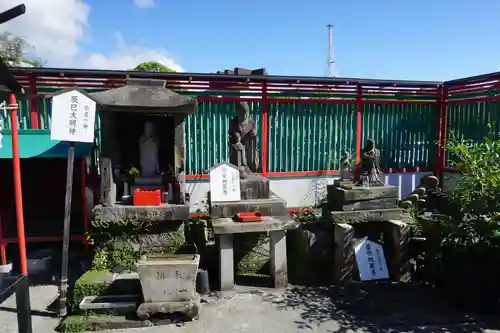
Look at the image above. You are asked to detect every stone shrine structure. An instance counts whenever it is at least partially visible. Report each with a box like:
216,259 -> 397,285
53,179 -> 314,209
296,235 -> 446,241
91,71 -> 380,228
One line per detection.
208,103 -> 298,291
86,78 -> 201,319
323,140 -> 410,284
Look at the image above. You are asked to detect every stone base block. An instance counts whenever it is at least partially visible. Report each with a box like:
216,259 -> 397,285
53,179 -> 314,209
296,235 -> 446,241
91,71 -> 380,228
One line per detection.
136,294 -> 201,320
209,196 -> 287,218
324,208 -> 408,225
332,198 -> 399,211
327,184 -> 398,207
94,204 -> 190,223
240,175 -> 270,199
333,223 -> 354,284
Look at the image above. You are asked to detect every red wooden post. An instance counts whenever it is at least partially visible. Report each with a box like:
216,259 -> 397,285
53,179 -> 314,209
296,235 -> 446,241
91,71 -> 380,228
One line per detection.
9,93 -> 28,275
433,85 -> 444,177
355,84 -> 363,164
261,82 -> 269,176
29,74 -> 39,129
438,86 -> 449,175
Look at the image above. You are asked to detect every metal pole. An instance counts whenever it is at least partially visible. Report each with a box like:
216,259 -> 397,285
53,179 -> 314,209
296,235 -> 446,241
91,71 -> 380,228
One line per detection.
59,142 -> 75,317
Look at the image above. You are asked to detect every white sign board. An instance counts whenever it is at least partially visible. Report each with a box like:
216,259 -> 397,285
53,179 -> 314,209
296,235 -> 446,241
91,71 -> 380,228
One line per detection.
50,90 -> 96,143
209,163 -> 241,202
354,237 -> 389,281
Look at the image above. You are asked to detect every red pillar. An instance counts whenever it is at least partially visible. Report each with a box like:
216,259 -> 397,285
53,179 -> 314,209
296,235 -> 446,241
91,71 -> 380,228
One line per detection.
355,85 -> 363,164
261,82 -> 269,176
9,94 -> 28,275
29,74 -> 39,129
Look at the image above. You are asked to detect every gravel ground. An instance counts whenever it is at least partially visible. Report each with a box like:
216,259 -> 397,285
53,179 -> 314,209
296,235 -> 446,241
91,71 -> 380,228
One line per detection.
0,284 -> 500,333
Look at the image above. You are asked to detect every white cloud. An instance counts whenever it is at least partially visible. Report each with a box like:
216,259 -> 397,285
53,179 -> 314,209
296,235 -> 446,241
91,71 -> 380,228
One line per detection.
0,0 -> 183,71
134,0 -> 156,9
85,32 -> 184,72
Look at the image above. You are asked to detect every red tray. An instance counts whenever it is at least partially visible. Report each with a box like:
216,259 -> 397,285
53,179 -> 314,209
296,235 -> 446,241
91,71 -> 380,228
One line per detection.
233,212 -> 264,223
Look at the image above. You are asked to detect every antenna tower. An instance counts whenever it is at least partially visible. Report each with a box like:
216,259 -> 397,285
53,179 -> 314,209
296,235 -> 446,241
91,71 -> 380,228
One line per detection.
326,24 -> 336,77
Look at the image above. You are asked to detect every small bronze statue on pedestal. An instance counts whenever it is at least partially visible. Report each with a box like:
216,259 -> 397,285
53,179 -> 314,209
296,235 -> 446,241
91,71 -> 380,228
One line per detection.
356,139 -> 384,186
229,102 -> 259,177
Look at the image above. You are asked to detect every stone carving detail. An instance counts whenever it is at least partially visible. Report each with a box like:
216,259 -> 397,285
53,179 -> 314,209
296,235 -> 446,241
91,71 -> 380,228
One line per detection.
229,102 -> 259,177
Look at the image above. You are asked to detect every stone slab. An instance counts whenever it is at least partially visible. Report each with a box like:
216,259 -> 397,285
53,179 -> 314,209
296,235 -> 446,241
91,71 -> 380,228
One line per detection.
94,203 -> 190,223
79,294 -> 139,311
58,313 -> 194,332
136,294 -> 201,319
327,184 -> 398,203
212,215 -> 298,235
332,197 -> 399,211
324,208 -> 408,224
209,196 -> 287,218
240,175 -> 270,199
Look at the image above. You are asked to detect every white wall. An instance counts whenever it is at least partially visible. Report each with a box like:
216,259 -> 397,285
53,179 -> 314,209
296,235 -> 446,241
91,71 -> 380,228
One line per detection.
187,171 -> 432,212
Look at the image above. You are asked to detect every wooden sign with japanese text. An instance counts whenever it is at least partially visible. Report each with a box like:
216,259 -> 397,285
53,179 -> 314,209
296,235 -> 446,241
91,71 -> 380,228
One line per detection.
354,237 -> 389,281
50,90 -> 96,143
209,163 -> 241,202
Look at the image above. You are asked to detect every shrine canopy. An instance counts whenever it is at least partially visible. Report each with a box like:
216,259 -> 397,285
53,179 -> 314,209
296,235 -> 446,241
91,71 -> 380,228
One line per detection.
88,78 -> 197,116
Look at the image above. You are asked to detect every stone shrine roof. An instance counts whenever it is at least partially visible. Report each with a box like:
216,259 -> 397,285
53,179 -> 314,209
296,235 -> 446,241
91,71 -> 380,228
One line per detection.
88,78 -> 197,115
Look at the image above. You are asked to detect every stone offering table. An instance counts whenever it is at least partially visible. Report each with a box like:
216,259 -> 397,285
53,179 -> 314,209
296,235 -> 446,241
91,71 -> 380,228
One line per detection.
212,216 -> 298,291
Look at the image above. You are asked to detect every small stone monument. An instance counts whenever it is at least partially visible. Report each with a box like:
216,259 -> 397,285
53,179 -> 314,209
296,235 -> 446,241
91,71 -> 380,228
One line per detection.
205,103 -> 299,291
136,254 -> 201,320
339,149 -> 353,181
323,139 -> 410,284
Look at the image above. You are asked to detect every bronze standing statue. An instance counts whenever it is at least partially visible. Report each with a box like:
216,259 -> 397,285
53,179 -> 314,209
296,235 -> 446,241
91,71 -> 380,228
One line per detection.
357,139 -> 384,186
228,102 -> 259,177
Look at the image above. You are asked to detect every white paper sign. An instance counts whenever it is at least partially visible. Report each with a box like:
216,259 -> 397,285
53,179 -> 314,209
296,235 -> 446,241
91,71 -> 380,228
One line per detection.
50,90 -> 96,143
354,237 -> 389,281
209,163 -> 241,202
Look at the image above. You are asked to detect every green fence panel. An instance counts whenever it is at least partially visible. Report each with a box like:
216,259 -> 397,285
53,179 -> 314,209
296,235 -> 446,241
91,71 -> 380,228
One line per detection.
185,101 -> 261,175
0,93 -> 30,130
268,102 -> 356,172
361,103 -> 436,169
446,100 -> 500,166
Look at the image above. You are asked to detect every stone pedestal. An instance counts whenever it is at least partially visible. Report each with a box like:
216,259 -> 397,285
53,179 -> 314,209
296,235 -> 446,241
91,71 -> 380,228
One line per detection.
208,169 -> 297,290
324,182 -> 411,283
212,216 -> 298,290
327,183 -> 399,211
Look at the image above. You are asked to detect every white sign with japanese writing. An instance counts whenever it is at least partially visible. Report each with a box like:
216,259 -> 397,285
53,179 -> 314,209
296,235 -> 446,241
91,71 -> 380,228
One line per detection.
50,90 -> 96,143
209,163 -> 241,202
354,237 -> 389,281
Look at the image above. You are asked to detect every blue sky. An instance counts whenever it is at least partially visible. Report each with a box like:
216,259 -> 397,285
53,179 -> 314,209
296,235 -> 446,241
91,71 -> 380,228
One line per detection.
80,1 -> 500,81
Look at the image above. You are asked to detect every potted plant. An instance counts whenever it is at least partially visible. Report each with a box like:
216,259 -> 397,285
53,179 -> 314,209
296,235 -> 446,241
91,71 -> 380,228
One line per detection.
436,126 -> 500,312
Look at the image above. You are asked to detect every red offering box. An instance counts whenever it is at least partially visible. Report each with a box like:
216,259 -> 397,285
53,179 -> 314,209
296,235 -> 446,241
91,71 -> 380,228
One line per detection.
234,212 -> 264,223
133,189 -> 162,206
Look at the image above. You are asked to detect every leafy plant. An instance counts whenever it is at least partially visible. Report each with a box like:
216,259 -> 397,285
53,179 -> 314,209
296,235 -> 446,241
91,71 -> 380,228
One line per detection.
292,207 -> 316,223
439,124 -> 500,256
